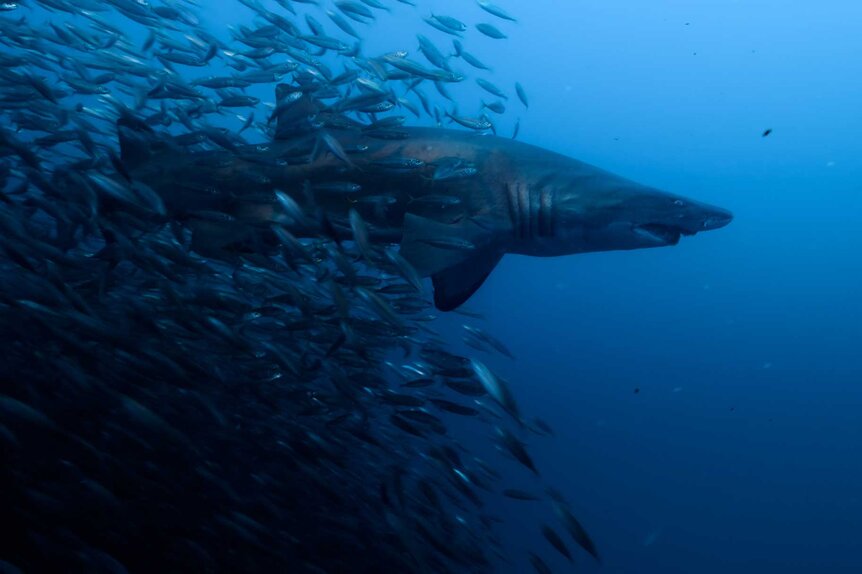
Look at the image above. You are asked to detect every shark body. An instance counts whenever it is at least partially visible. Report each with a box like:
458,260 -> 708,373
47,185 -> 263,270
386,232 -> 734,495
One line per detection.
120,108 -> 732,310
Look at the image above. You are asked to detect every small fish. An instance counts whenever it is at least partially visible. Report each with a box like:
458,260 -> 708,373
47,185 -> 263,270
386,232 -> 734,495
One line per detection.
349,209 -> 375,262
432,158 -> 478,181
444,379 -> 486,397
326,10 -> 362,39
446,112 -> 492,131
0,395 -> 58,431
471,358 -> 520,420
356,287 -> 405,330
318,132 -> 355,167
496,426 -> 538,475
193,76 -> 251,89
502,488 -> 540,501
385,249 -> 424,292
417,34 -> 450,71
528,553 -> 553,574
762,128 -> 772,137
238,112 -> 255,133
335,1 -> 375,23
380,391 -> 425,407
460,50 -> 490,70
419,237 -> 477,251
476,23 -> 508,39
430,398 -> 479,416
477,1 -> 517,22
555,503 -> 601,562
371,157 -> 425,170
313,181 -> 363,194
482,101 -> 506,115
424,16 -> 464,36
453,307 -> 486,320
531,417 -> 555,436
401,378 -> 435,388
218,95 -> 260,108
274,191 -> 306,223
515,82 -> 529,108
542,525 -> 573,562
301,34 -> 349,52
430,14 -> 467,32
464,325 -> 514,359
358,0 -> 391,12
476,78 -> 508,99
390,413 -> 425,437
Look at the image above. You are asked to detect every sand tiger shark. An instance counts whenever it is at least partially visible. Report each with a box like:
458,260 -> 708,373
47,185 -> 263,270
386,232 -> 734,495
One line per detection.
117,85 -> 733,311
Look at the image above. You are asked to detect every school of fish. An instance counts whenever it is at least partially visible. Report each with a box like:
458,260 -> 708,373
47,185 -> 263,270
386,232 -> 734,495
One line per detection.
0,1 -> 606,572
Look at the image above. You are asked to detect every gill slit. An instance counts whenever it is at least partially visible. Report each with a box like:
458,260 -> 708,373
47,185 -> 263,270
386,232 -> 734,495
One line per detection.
520,183 -> 531,240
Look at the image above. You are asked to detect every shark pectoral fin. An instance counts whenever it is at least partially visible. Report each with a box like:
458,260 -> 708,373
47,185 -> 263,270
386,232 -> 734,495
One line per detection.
432,250 -> 503,311
400,213 -> 495,277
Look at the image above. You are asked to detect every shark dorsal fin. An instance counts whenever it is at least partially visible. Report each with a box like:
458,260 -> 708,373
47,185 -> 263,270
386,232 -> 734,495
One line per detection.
432,250 -> 503,311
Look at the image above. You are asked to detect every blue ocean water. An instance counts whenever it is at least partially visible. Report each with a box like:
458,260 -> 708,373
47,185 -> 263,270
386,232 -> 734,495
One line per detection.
3,1 -> 861,572
447,2 -> 862,572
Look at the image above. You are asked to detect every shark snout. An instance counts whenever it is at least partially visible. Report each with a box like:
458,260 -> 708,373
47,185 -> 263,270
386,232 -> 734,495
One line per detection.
700,206 -> 733,231
670,198 -> 733,236
629,199 -> 733,247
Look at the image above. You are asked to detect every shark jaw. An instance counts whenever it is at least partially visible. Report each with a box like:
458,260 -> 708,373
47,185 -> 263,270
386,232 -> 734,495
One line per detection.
633,223 -> 686,246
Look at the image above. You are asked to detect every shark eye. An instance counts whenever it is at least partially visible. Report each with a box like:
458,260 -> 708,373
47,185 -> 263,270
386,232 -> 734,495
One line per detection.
673,199 -> 685,206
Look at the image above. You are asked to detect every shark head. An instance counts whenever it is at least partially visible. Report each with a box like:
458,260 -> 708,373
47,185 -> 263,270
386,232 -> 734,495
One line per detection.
516,166 -> 733,256
626,192 -> 734,248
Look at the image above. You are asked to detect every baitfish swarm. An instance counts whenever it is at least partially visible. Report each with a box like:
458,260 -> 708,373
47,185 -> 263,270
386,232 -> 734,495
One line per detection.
0,1 -> 601,573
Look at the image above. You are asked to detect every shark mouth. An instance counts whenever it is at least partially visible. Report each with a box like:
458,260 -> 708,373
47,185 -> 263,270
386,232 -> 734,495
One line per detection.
634,223 -> 688,246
